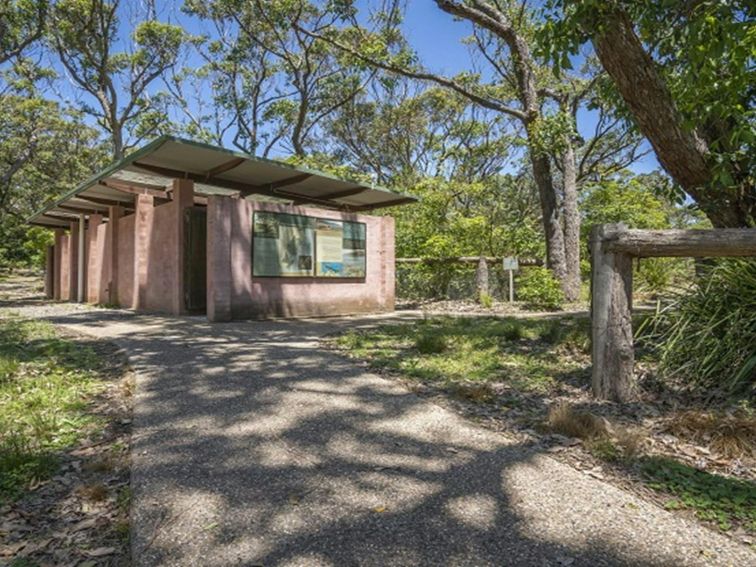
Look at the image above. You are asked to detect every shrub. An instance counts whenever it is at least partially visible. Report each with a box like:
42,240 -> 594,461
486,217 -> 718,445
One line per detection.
516,267 -> 565,310
547,403 -> 607,439
639,259 -> 756,397
501,322 -> 525,341
414,332 -> 447,354
478,292 -> 494,309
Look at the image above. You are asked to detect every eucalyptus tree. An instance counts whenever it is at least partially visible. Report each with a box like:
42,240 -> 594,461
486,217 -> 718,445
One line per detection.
543,0 -> 755,227
299,0 -> 646,300
49,0 -> 186,160
0,66 -> 105,266
182,0 -> 377,157
324,77 -> 515,187
0,0 -> 48,65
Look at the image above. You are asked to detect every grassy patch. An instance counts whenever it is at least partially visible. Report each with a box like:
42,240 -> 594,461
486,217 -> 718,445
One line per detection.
334,316 -> 589,394
0,317 -> 105,502
640,456 -> 756,532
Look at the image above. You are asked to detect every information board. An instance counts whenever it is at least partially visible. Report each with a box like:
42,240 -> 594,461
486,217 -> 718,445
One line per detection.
252,212 -> 366,278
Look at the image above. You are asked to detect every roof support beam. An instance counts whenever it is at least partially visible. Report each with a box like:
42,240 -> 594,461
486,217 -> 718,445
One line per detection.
101,179 -> 168,198
31,221 -> 68,229
56,204 -> 105,216
205,157 -> 246,179
354,196 -> 416,211
264,173 -> 312,191
316,187 -> 367,200
76,195 -> 135,209
43,213 -> 80,223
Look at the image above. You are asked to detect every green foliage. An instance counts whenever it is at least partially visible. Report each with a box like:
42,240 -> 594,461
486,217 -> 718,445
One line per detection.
0,0 -> 47,63
51,0 -> 187,157
581,174 -> 673,231
541,0 -> 755,225
478,292 -> 494,309
0,317 -> 105,502
334,316 -> 588,393
414,332 -> 447,355
581,174 -> 699,293
0,79 -> 106,268
516,267 -> 564,310
640,456 -> 756,533
639,259 -> 756,398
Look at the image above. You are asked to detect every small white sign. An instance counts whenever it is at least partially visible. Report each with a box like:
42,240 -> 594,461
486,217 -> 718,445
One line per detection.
502,257 -> 519,271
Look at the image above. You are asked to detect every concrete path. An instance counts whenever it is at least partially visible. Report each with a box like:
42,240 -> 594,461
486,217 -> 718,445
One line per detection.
6,299 -> 755,566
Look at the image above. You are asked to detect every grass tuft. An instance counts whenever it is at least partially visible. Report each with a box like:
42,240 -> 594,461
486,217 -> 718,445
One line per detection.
666,410 -> 755,459
547,403 -> 607,440
414,332 -> 447,354
451,382 -> 496,403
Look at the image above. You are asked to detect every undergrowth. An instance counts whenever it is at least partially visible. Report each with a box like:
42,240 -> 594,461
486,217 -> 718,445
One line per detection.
0,317 -> 105,501
336,316 -> 589,394
638,259 -> 756,398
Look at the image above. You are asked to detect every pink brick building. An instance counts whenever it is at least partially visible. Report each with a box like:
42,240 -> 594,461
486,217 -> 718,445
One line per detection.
30,137 -> 414,321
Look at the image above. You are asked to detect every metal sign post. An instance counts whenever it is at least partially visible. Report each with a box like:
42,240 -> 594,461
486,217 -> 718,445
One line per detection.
502,257 -> 518,303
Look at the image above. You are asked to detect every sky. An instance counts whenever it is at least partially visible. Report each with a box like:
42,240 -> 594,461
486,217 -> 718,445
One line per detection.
42,0 -> 660,175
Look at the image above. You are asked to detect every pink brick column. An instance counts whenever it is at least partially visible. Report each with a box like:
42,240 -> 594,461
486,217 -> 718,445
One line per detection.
206,195 -> 232,322
86,214 -> 102,303
53,229 -> 64,300
107,205 -> 124,305
133,194 -> 154,310
381,216 -> 396,311
69,221 -> 79,302
172,179 -> 194,315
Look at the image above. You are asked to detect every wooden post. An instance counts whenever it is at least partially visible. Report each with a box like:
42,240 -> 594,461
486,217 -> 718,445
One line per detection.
590,223 -> 636,402
475,256 -> 489,301
589,225 -> 756,402
44,245 -> 55,299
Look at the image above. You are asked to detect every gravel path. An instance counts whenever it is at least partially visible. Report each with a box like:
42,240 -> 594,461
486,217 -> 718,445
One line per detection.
2,279 -> 754,566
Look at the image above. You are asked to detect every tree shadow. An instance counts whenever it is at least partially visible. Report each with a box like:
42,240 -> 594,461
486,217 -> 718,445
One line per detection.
0,295 -> 743,566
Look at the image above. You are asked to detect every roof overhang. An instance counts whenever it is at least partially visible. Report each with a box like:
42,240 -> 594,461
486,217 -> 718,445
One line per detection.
28,136 -> 417,227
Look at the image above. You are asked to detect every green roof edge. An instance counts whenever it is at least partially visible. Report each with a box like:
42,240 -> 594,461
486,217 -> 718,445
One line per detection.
28,134 -> 417,223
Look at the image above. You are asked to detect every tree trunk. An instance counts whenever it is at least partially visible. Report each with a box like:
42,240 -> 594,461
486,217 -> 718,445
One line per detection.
475,256 -> 489,301
434,0 -> 571,289
590,7 -> 751,228
530,147 -> 568,289
561,140 -> 581,301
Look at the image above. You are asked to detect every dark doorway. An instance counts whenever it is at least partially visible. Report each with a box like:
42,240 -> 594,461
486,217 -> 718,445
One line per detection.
184,207 -> 207,312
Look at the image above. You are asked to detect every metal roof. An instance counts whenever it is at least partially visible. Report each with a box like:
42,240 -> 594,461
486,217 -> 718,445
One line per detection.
28,135 -> 417,228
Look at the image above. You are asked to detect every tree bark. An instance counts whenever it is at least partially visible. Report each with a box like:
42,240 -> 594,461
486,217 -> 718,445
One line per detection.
561,140 -> 581,301
590,7 -> 751,228
530,148 -> 568,287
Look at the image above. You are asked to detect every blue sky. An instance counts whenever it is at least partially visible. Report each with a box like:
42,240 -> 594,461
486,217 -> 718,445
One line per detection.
44,0 -> 659,174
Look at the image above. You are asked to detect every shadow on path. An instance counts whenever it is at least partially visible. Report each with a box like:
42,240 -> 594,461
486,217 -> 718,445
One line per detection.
18,305 -> 752,567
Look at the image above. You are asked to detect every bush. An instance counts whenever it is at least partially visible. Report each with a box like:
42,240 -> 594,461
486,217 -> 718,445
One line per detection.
478,292 -> 494,308
516,267 -> 564,310
414,332 -> 447,354
639,259 -> 756,397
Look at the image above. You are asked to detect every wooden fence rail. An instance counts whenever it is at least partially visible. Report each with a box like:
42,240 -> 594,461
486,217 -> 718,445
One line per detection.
395,256 -> 542,265
590,223 -> 756,402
